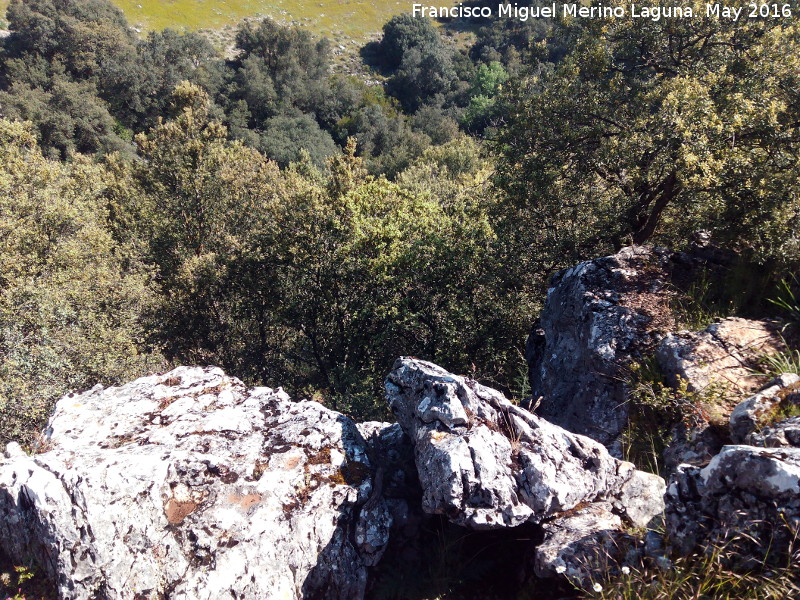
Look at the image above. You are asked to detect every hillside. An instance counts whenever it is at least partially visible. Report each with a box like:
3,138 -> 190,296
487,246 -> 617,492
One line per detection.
0,1 -> 799,597
0,0 -> 443,41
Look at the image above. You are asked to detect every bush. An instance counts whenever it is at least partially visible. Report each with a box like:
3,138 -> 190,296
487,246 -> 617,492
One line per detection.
0,119 -> 163,448
495,0 -> 800,272
259,114 -> 338,168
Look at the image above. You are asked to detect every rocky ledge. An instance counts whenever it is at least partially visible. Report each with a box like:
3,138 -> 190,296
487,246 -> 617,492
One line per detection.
2,244 -> 799,599
0,359 -> 666,597
0,366 -> 389,600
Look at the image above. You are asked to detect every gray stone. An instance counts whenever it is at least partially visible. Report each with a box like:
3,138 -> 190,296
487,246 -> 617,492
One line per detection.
657,318 -> 785,424
663,421 -> 727,472
385,358 -> 665,530
666,445 -> 800,562
0,366 -> 390,600
746,416 -> 800,448
612,469 -> 667,529
730,374 -> 800,443
3,442 -> 24,459
534,502 -> 637,587
528,246 -> 678,448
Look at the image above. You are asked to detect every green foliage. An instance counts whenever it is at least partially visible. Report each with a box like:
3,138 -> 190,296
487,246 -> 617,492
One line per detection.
118,95 -> 527,418
0,563 -> 51,600
0,119 -> 163,448
670,269 -> 735,331
234,143 -> 501,415
621,359 -> 709,474
4,0 -> 134,75
378,14 -> 441,71
337,103 -> 432,178
126,82 -> 284,364
104,28 -> 222,132
770,277 -> 800,333
495,1 -> 800,272
228,18 -> 330,120
469,61 -> 508,98
0,0 -> 221,156
469,1 -> 559,69
259,114 -> 338,168
757,349 -> 800,378
462,61 -> 507,133
0,74 -> 130,159
387,39 -> 459,113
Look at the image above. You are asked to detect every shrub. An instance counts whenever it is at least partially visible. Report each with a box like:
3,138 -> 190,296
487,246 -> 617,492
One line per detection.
0,119 -> 163,449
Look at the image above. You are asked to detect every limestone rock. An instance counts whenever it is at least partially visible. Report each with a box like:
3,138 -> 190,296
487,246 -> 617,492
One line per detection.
0,366 -> 390,600
746,416 -> 800,448
527,246 -> 678,448
534,502 -> 637,586
385,358 -> 665,530
657,318 -> 785,423
613,469 -> 667,529
666,445 -> 800,562
663,464 -> 708,556
356,421 -> 422,542
729,374 -> 800,443
663,421 -> 727,472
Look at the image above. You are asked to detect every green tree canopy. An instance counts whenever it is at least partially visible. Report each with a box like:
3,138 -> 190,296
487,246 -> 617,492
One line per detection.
378,13 -> 440,70
495,0 -> 800,271
259,114 -> 338,167
0,119 -> 162,447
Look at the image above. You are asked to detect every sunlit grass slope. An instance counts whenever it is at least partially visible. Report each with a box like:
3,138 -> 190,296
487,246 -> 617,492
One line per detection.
0,0 -> 432,41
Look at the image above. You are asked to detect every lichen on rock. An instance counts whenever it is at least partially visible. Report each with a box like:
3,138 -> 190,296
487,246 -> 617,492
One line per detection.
0,366 -> 390,600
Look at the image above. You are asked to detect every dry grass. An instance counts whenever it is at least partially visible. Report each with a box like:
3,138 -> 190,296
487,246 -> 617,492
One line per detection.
582,550 -> 800,600
0,0 -> 454,43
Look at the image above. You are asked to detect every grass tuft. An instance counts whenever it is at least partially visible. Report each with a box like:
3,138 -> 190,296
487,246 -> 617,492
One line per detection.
581,547 -> 800,600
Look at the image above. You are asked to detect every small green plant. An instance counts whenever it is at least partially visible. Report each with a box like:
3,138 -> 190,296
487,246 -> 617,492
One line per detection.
671,269 -> 735,331
0,564 -> 40,600
756,381 -> 800,430
757,348 -> 800,377
0,551 -> 56,600
621,358 -> 707,475
769,277 -> 800,333
511,350 -> 531,406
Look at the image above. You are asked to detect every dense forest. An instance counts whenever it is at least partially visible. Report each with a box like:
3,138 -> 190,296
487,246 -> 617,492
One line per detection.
0,0 -> 799,452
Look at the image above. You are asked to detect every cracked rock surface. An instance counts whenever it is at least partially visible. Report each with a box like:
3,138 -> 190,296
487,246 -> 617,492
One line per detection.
746,416 -> 800,448
657,318 -> 785,422
730,374 -> 800,443
666,445 -> 800,561
533,502 -> 637,585
0,366 -> 389,600
526,246 -> 678,448
385,357 -> 665,531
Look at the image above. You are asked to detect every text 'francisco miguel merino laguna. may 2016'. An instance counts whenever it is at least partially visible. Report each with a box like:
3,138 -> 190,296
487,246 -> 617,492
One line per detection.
412,2 -> 794,22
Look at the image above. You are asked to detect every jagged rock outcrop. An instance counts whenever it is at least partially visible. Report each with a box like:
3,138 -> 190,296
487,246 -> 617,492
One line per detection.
729,373 -> 800,443
666,445 -> 800,562
527,246 -> 679,448
656,322 -> 785,472
0,366 -> 390,600
657,318 -> 785,420
385,357 -> 665,532
533,502 -> 638,583
746,416 -> 800,448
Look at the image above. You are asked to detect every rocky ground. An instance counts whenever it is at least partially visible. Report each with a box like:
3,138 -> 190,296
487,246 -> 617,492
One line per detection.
1,244 -> 798,599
